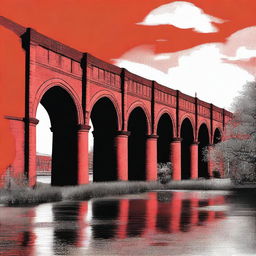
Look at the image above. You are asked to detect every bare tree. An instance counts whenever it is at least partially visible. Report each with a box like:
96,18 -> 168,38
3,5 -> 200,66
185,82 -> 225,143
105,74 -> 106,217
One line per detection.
207,81 -> 256,183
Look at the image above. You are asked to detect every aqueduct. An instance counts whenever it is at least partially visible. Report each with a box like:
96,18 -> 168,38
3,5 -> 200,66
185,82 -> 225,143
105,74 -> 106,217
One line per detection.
1,17 -> 232,186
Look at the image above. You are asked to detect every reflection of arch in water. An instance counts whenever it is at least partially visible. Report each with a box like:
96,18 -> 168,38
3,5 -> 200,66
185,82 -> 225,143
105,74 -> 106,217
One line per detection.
52,202 -> 81,248
127,199 -> 147,237
52,201 -> 90,253
0,208 -> 36,256
198,199 -> 210,225
48,192 -> 227,248
156,191 -> 173,233
180,199 -> 192,232
91,200 -> 120,239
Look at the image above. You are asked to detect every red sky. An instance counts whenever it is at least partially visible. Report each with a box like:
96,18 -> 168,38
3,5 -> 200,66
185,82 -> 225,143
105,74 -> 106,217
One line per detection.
1,0 -> 256,61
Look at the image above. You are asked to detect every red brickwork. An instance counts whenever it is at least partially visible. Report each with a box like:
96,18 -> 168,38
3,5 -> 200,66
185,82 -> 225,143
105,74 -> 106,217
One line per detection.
36,154 -> 51,174
0,17 -> 233,186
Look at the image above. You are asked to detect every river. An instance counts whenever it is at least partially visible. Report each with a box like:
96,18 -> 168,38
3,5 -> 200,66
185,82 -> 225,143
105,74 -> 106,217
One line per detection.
0,190 -> 255,255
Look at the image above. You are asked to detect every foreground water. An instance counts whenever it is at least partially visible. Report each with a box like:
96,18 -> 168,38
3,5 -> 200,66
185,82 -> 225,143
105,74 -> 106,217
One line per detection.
0,190 -> 256,256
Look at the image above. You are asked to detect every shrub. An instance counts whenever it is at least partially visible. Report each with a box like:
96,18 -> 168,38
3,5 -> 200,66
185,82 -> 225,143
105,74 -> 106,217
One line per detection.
230,164 -> 256,184
157,162 -> 172,184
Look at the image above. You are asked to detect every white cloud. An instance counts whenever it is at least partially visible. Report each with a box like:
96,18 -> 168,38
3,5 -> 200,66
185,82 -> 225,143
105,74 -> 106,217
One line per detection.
223,27 -> 256,53
154,54 -> 171,60
166,44 -> 254,109
137,1 -> 224,33
115,48 -> 253,109
114,27 -> 256,110
227,46 -> 256,61
221,27 -> 256,60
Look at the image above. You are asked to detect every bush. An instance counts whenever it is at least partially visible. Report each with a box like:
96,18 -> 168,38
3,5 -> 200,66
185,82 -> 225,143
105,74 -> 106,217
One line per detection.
157,162 -> 172,184
230,164 -> 256,184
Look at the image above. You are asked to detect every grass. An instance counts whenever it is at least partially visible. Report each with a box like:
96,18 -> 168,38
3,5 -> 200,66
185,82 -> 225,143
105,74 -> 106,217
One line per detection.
0,186 -> 62,206
163,178 -> 233,190
0,178 -> 235,206
62,181 -> 161,200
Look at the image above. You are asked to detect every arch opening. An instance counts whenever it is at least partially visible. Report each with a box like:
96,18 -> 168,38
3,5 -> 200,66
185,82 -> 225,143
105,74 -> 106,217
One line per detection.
128,107 -> 148,181
36,104 -> 52,184
198,124 -> 210,178
213,128 -> 222,144
181,118 -> 194,179
91,97 -> 118,181
157,114 -> 173,164
38,86 -> 78,186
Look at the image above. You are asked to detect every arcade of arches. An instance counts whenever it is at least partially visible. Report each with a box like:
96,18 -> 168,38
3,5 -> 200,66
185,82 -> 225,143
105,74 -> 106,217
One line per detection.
1,17 -> 232,187
36,93 -> 223,185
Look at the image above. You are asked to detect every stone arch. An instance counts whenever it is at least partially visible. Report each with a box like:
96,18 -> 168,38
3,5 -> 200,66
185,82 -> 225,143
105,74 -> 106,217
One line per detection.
32,78 -> 83,124
198,123 -> 210,178
213,127 -> 222,144
89,90 -> 122,130
34,84 -> 80,185
155,109 -> 176,136
126,101 -> 151,135
127,106 -> 149,181
179,114 -> 195,139
197,121 -> 210,141
90,97 -> 119,181
180,118 -> 194,179
156,112 -> 174,164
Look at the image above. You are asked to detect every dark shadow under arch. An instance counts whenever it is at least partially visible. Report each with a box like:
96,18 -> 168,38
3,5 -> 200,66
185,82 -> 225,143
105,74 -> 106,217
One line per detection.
157,114 -> 173,164
128,107 -> 148,181
40,86 -> 78,186
91,97 -> 118,181
181,118 -> 194,179
213,128 -> 222,144
198,124 -> 210,178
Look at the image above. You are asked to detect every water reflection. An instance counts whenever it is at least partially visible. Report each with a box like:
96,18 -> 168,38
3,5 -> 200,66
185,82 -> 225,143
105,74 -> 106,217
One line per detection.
90,191 -> 226,239
127,199 -> 147,237
92,199 -> 119,239
0,207 -> 36,256
180,199 -> 191,232
53,202 -> 80,245
156,192 -> 172,233
1,190 -> 256,255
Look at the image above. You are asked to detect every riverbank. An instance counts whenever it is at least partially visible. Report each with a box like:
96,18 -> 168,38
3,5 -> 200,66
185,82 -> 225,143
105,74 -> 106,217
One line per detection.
0,179 -> 253,206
